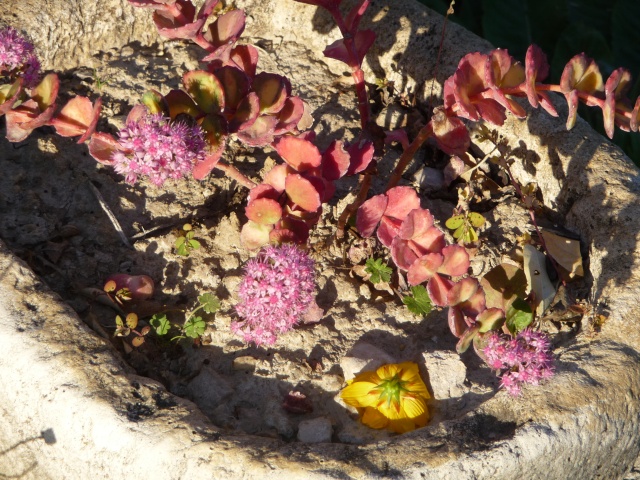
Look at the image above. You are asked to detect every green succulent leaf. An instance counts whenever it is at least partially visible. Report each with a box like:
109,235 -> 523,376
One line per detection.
403,285 -> 433,316
364,258 -> 392,284
505,297 -> 534,334
150,313 -> 171,336
198,293 -> 220,314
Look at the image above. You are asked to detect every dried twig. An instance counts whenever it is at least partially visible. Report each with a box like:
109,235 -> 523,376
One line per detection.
87,180 -> 134,250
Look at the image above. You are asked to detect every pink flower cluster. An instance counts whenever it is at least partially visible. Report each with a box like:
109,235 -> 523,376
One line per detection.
483,329 -> 555,396
0,26 -> 41,88
232,244 -> 316,346
112,114 -> 206,186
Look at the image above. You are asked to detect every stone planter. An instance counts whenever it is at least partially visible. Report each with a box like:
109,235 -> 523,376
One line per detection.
2,0 -> 640,478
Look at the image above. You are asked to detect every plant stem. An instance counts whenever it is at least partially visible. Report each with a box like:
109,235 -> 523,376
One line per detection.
336,172 -> 373,239
327,7 -> 371,131
386,123 -> 434,190
215,161 -> 257,190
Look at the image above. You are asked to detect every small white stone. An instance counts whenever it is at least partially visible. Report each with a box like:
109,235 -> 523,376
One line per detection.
340,341 -> 396,381
297,417 -> 332,443
422,350 -> 467,399
232,355 -> 257,371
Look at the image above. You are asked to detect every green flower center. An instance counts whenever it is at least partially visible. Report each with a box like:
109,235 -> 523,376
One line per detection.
377,373 -> 409,409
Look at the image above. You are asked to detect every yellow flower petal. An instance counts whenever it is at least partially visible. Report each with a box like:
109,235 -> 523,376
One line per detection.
401,395 -> 427,419
360,407 -> 389,430
341,381 -> 380,408
387,417 -> 416,434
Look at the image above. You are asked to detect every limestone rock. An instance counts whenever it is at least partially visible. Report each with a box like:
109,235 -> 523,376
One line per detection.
297,417 -> 332,444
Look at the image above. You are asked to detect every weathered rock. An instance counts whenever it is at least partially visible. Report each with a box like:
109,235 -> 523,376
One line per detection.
339,341 -> 397,381
422,350 -> 468,400
297,417 -> 333,444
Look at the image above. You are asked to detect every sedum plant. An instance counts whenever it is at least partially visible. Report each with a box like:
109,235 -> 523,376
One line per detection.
2,0 -> 634,405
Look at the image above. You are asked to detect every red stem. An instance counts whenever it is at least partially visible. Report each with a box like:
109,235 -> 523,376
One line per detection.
386,123 -> 434,190
214,161 -> 257,190
336,172 -> 373,239
326,7 -> 371,131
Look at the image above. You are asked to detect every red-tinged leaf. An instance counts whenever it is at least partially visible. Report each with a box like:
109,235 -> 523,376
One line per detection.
126,104 -> 149,124
275,136 -> 321,172
456,325 -> 480,353
77,97 -> 102,143
269,227 -> 298,245
474,97 -> 506,126
105,274 -> 154,301
16,100 -> 56,131
197,0 -> 218,20
264,164 -> 292,193
390,237 -> 420,271
345,0 -> 370,32
409,226 -> 446,257
229,44 -> 259,79
274,96 -> 305,135
202,44 -> 233,64
385,186 -> 420,219
429,107 -> 470,156
248,184 -> 280,202
443,76 -> 456,110
278,216 -> 310,243
631,96 -> 640,132
356,193 -> 388,237
252,73 -> 288,114
377,215 -> 404,249
285,174 -> 321,212
427,273 -> 454,307
229,92 -> 259,132
31,73 -> 60,111
407,252 -> 444,285
444,155 -> 466,187
538,91 -> 558,117
565,89 -> 580,130
459,287 -> 486,317
447,277 -> 479,306
49,96 -> 94,137
240,220 -> 272,250
183,70 -> 224,114
486,49 -> 513,89
5,105 -> 38,142
399,208 -> 435,240
88,132 -> 120,165
204,9 -> 246,48
214,66 -> 249,111
246,197 -> 282,225
453,52 -> 489,121
603,68 -> 632,139
346,138 -> 374,175
385,129 -> 409,150
193,115 -> 227,179
165,89 -> 201,119
560,53 -> 603,95
321,140 -> 350,181
477,308 -> 505,333
323,30 -> 375,67
0,79 -> 23,115
438,245 -> 470,277
153,1 -> 204,40
235,115 -> 277,146
524,44 -> 549,109
141,89 -> 168,115
448,306 -> 467,338
128,0 -> 174,9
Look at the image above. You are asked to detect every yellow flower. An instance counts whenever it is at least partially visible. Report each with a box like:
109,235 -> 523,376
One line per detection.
340,362 -> 430,433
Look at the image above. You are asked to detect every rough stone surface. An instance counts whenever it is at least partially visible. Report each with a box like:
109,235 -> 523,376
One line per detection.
297,417 -> 333,444
1,0 -> 640,479
339,341 -> 397,381
422,350 -> 468,400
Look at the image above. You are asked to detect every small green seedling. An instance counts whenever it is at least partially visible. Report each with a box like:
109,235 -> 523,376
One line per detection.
175,223 -> 201,256
445,211 -> 485,244
148,293 -> 220,343
364,257 -> 392,284
92,69 -> 110,92
402,285 -> 432,316
114,312 -> 150,347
